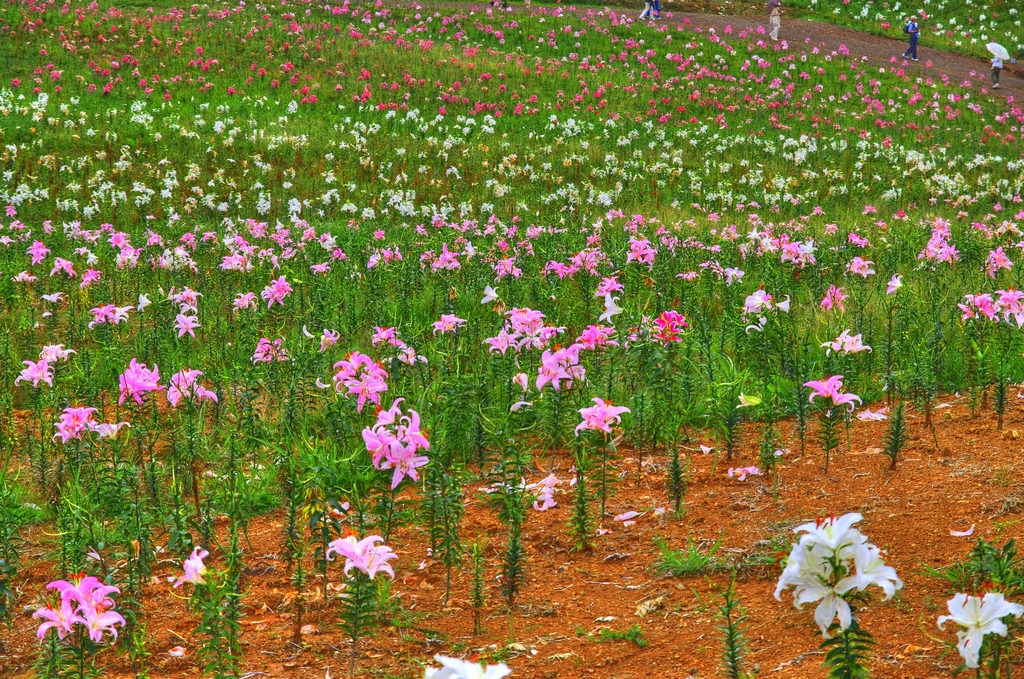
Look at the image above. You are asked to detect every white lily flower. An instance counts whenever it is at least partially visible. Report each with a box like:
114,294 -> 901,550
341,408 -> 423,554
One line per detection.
836,543 -> 903,600
599,293 -> 622,324
938,593 -> 1024,669
481,286 -> 499,304
137,294 -> 151,312
793,513 -> 866,554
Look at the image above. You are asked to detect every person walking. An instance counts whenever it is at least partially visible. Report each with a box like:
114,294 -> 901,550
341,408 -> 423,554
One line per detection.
653,0 -> 661,20
769,2 -> 781,41
990,54 -> 1003,89
639,0 -> 654,20
902,16 -> 920,61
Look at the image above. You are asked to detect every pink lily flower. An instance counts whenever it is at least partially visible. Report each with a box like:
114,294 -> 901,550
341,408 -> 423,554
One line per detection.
39,344 -> 76,362
320,329 -> 340,353
847,257 -> 876,278
653,310 -> 688,345
53,406 -> 98,444
576,397 -> 631,435
385,442 -> 430,489
819,285 -> 848,313
821,330 -> 872,355
804,375 -> 863,411
260,275 -> 293,308
167,369 -> 219,408
432,314 -> 466,335
15,359 -> 54,388
233,292 -> 257,311
326,535 -> 397,580
173,313 -> 200,338
34,599 -> 84,640
174,548 -> 209,588
82,608 -> 127,643
118,359 -> 164,406
252,338 -> 290,363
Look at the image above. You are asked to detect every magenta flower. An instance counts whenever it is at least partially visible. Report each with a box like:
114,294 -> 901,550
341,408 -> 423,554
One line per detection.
985,247 -> 1014,279
653,310 -> 688,345
39,344 -> 76,362
167,369 -> 219,408
81,608 -> 127,643
320,329 -> 340,353
173,313 -> 200,338
819,285 -> 848,312
233,291 -> 257,311
50,257 -> 77,278
260,275 -> 293,308
536,344 -> 585,391
886,274 -> 903,295
118,359 -> 163,406
27,239 -> 51,264
34,598 -> 83,640
80,269 -> 102,289
362,399 -> 430,487
432,314 -> 466,335
35,576 -> 125,644
348,375 -> 389,413
174,548 -> 209,588
372,326 -> 400,346
362,426 -> 393,469
595,275 -> 624,297
53,406 -> 98,444
15,359 -> 54,388
804,375 -> 863,411
958,293 -> 1000,322
847,257 -> 876,278
252,337 -> 290,363
484,329 -> 517,355
333,352 -> 388,412
386,442 -> 430,489
326,535 -> 397,580
576,397 -> 631,435
576,324 -> 619,350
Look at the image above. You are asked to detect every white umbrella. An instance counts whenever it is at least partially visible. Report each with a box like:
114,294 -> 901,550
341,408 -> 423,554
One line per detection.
986,43 -> 1011,60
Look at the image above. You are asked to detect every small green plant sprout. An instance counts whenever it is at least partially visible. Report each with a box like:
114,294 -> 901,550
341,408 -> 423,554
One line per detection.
882,401 -> 909,470
592,624 -> 648,648
715,575 -> 749,679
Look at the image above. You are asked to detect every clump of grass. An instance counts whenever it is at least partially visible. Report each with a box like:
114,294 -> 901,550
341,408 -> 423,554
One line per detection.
654,535 -> 724,576
592,624 -> 648,648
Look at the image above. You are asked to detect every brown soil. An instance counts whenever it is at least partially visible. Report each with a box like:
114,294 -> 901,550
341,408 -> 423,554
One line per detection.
3,397 -> 1024,678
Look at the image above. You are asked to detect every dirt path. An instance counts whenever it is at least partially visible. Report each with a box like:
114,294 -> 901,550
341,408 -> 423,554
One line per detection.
423,1 -> 1024,98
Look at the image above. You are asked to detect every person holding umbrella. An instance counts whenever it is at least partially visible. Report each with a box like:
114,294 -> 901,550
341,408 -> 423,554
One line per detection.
987,43 -> 1010,89
902,16 -> 919,61
767,0 -> 782,42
